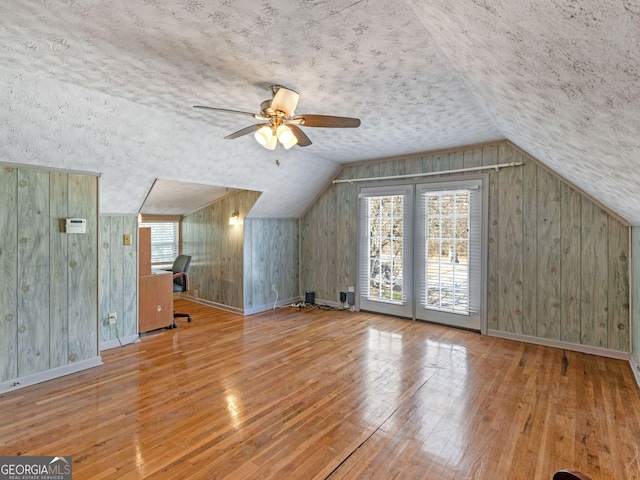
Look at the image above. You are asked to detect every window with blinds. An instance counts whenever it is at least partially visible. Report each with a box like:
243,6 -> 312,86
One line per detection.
364,194 -> 405,304
358,185 -> 414,318
417,179 -> 483,321
139,221 -> 180,265
423,190 -> 471,313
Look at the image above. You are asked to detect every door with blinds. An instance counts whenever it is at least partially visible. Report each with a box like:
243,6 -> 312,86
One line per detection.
415,179 -> 484,330
358,185 -> 413,318
358,178 -> 485,331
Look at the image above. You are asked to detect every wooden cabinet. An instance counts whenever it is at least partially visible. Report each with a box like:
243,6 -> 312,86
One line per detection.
139,271 -> 173,332
139,227 -> 152,277
138,227 -> 173,332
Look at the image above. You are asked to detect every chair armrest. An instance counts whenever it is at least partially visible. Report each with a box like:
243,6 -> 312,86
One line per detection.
173,272 -> 189,292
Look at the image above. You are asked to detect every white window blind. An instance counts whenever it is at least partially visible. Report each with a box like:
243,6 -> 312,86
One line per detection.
417,182 -> 482,316
139,221 -> 179,264
358,186 -> 412,307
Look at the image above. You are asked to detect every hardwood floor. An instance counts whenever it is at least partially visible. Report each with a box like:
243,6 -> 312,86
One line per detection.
1,300 -> 640,479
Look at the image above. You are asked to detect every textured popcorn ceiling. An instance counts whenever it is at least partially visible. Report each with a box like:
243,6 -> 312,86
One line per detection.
0,1 -> 639,222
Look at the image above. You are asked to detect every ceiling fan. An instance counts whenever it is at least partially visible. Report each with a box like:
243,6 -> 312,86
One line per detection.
193,85 -> 361,150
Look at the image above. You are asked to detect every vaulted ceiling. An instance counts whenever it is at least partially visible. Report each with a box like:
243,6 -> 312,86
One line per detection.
1,1 -> 639,222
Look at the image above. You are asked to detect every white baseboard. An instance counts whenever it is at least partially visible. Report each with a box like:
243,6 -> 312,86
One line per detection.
0,356 -> 103,394
99,334 -> 140,351
183,296 -> 244,315
244,296 -> 303,316
487,329 -> 632,360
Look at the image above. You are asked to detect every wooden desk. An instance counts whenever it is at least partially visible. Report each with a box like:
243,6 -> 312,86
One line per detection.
139,270 -> 173,332
138,227 -> 173,333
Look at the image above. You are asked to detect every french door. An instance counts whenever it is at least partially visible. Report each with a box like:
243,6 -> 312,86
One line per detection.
358,178 -> 485,331
358,185 -> 413,318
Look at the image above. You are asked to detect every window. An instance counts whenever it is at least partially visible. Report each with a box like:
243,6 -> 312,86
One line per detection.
358,185 -> 413,318
365,195 -> 405,304
139,220 -> 180,265
424,190 -> 470,313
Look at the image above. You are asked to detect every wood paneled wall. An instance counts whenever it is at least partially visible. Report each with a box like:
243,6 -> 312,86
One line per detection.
244,218 -> 299,313
181,190 -> 261,310
632,227 -> 640,367
300,141 -> 630,352
0,166 -> 98,383
98,216 -> 138,345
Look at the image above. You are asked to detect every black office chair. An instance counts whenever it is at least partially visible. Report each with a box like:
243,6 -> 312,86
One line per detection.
553,470 -> 592,480
169,254 -> 192,328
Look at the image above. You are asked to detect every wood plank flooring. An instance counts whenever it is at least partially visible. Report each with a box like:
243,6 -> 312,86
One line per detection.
1,300 -> 640,479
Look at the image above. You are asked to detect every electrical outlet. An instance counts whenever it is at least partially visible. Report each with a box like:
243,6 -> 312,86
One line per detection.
348,286 -> 355,293
108,312 -> 117,325
271,284 -> 276,292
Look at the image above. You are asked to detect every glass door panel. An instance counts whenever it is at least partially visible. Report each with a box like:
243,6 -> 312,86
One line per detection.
359,188 -> 413,318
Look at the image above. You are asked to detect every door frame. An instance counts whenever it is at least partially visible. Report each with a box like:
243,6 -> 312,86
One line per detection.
356,175 -> 488,334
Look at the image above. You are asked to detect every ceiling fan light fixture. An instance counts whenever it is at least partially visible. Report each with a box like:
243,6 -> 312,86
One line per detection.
254,125 -> 276,149
264,134 -> 278,150
282,137 -> 298,149
280,133 -> 299,150
196,85 -> 361,153
276,124 -> 294,144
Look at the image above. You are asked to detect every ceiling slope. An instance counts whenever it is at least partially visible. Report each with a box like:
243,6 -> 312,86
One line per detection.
0,0 -> 500,217
407,0 -> 640,224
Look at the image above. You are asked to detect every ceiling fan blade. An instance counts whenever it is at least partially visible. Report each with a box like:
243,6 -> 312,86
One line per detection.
194,105 -> 263,118
224,124 -> 265,139
292,114 -> 361,128
271,87 -> 299,116
289,125 -> 312,147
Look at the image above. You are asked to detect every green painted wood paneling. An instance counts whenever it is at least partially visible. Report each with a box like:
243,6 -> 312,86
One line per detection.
122,216 -> 138,337
67,174 -> 98,363
560,183 -> 582,344
243,218 -> 299,309
50,173 -> 69,367
497,144 -> 523,334
608,218 -> 629,351
17,169 -> 50,377
1,166 -> 99,384
98,216 -> 112,342
580,201 -> 610,348
181,190 -> 261,310
536,168 -> 562,341
0,167 -> 18,382
521,157 -> 538,337
98,215 -> 138,343
484,145 -> 500,331
109,216 -> 124,338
